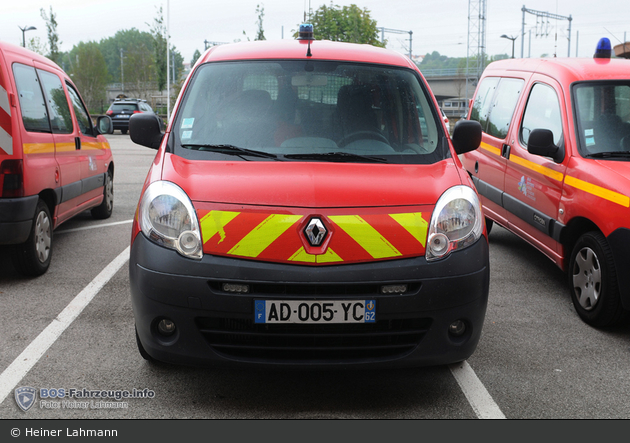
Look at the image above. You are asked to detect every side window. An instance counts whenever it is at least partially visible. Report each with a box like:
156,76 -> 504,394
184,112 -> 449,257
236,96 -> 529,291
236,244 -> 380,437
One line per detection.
12,63 -> 50,132
65,83 -> 94,136
469,77 -> 499,132
520,83 -> 563,146
486,78 -> 524,139
37,69 -> 73,134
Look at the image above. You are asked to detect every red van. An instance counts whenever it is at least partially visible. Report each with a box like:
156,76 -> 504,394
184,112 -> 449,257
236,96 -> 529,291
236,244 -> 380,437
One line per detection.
462,38 -> 630,327
0,42 -> 114,276
129,26 -> 488,368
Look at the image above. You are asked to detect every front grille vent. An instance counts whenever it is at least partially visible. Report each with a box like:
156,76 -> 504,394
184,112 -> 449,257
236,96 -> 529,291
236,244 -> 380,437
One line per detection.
196,317 -> 431,363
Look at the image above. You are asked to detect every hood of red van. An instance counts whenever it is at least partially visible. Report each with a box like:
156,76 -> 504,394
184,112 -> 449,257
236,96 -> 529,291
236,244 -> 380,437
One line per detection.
160,154 -> 463,265
161,153 -> 462,208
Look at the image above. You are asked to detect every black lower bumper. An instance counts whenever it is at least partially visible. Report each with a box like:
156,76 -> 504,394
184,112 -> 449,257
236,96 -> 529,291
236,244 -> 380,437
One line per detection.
0,195 -> 38,245
130,234 -> 490,369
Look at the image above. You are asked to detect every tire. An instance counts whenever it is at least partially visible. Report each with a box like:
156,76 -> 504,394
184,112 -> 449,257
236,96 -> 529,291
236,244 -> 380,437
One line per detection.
120,128 -> 128,135
135,326 -> 156,362
11,199 -> 53,276
485,217 -> 494,236
568,231 -> 625,327
91,170 -> 113,220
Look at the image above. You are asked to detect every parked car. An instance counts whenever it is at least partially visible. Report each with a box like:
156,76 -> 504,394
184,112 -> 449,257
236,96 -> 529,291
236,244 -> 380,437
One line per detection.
441,108 -> 450,133
106,98 -> 159,134
461,38 -> 630,327
0,41 -> 114,276
129,25 -> 487,369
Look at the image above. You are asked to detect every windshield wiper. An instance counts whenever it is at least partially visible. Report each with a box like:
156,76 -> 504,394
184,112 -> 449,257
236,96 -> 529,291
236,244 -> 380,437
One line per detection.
284,152 -> 388,163
587,151 -> 630,159
181,143 -> 278,159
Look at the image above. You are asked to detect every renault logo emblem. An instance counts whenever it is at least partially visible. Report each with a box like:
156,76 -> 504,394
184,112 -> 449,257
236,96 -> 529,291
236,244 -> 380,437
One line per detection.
304,218 -> 327,247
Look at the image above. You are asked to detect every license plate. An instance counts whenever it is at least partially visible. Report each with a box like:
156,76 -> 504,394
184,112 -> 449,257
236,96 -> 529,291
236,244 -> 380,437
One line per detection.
254,300 -> 375,324
117,115 -> 130,119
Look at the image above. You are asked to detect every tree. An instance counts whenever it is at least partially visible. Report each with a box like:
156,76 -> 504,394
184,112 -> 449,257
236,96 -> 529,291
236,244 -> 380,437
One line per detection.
299,3 -> 384,47
67,42 -> 108,112
191,49 -> 202,66
26,37 -> 46,56
99,29 -> 155,84
148,6 -> 168,92
255,4 -> 266,41
40,6 -> 62,65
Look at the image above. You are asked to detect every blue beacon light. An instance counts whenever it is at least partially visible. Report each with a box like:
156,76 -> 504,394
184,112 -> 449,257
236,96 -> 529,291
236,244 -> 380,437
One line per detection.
594,37 -> 612,59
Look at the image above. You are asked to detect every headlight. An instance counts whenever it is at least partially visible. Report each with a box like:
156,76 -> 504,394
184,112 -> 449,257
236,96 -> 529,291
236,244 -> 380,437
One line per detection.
426,185 -> 483,262
139,181 -> 203,259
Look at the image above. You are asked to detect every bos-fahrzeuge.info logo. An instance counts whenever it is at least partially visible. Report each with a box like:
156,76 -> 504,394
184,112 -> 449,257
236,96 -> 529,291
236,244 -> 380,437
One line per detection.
15,386 -> 155,412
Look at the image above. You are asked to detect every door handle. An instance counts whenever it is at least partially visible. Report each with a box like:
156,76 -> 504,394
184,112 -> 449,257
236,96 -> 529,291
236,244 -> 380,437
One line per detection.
501,144 -> 511,159
75,137 -> 81,150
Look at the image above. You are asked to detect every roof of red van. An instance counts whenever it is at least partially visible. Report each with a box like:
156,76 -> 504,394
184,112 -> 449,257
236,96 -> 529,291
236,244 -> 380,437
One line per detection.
0,40 -> 63,72
484,56 -> 630,82
198,39 -> 416,69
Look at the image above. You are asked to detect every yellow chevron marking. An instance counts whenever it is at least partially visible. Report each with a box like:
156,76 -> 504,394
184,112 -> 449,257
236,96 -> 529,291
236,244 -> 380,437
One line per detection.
389,212 -> 428,247
329,215 -> 401,259
199,210 -> 240,244
564,175 -> 629,208
229,214 -> 302,257
288,247 -> 343,263
316,247 -> 343,263
288,247 -> 316,263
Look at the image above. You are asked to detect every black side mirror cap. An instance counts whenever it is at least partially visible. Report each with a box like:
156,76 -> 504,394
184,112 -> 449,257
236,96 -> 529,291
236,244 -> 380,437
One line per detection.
528,128 -> 564,163
452,119 -> 482,155
95,115 -> 113,135
129,113 -> 164,149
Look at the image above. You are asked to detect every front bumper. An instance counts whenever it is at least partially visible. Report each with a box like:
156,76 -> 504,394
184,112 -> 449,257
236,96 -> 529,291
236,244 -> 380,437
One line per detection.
0,195 -> 38,245
130,233 -> 490,369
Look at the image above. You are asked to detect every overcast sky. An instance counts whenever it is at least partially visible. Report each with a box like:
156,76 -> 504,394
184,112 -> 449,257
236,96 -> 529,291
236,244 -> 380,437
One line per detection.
2,0 -> 629,65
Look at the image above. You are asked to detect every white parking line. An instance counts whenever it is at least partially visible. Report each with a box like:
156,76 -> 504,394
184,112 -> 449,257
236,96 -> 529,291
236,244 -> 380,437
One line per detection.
449,361 -> 506,419
0,247 -> 130,406
56,219 -> 133,234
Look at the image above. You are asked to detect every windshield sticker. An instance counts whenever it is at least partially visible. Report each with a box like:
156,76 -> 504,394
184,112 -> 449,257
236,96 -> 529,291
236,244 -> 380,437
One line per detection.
181,130 -> 192,140
585,129 -> 593,136
181,118 -> 195,129
585,136 -> 595,146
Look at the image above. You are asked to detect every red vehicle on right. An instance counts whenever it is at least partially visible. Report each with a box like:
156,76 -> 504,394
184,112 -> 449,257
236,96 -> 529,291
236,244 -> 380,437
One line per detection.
461,38 -> 630,327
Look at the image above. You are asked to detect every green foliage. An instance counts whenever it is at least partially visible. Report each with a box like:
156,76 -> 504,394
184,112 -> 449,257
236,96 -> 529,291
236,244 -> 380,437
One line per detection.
67,41 -> 108,112
148,6 -> 168,92
191,49 -> 202,66
255,4 -> 266,41
40,6 -> 62,65
300,3 -> 384,47
99,28 -> 155,84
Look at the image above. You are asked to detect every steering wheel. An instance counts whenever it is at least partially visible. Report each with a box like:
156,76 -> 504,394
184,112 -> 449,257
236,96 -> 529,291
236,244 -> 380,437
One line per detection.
338,131 -> 389,147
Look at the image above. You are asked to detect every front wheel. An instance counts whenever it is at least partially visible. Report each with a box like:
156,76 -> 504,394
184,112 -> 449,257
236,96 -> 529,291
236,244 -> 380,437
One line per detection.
12,199 -> 53,276
568,232 -> 625,327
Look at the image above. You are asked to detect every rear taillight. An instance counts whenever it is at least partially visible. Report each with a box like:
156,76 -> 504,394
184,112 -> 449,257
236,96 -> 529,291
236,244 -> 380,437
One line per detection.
133,110 -> 141,114
106,110 -> 113,115
1,159 -> 24,198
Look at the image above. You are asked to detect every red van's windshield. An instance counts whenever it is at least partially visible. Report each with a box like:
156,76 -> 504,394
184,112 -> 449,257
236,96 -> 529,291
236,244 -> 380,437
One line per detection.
172,61 -> 447,164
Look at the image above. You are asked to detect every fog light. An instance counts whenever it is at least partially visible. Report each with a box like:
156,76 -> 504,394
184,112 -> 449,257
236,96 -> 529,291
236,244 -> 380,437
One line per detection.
157,319 -> 176,336
448,320 -> 466,337
223,283 -> 250,293
428,233 -> 450,258
381,284 -> 408,294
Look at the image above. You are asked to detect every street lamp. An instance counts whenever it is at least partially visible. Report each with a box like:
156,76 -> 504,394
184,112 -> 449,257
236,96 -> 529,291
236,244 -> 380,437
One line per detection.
18,25 -> 36,48
501,34 -> 517,58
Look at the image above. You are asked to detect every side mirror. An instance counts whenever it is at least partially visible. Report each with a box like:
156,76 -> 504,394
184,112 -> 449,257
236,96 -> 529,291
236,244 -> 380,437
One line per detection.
129,113 -> 164,149
95,115 -> 113,135
528,128 -> 563,163
452,119 -> 482,155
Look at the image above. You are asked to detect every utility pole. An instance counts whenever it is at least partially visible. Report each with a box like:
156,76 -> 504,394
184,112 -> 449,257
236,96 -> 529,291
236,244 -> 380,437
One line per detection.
119,48 -> 124,94
378,27 -> 413,59
466,0 -> 487,111
521,6 -> 572,58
